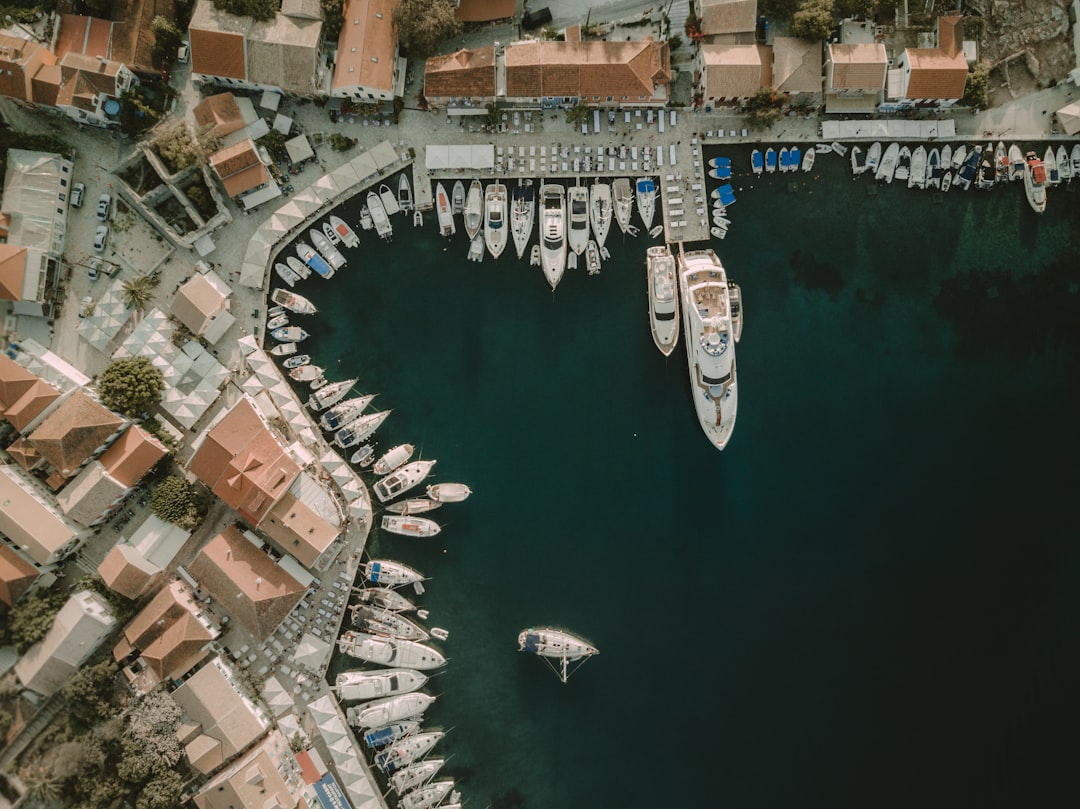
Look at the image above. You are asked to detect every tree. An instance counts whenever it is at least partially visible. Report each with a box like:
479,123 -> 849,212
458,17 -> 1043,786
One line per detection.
152,120 -> 219,173
151,16 -> 183,61
791,0 -> 835,41
565,103 -> 591,126
62,660 -> 121,724
211,0 -> 278,20
136,770 -> 183,809
394,0 -> 462,59
321,0 -> 345,39
150,475 -> 201,528
961,62 -> 990,109
125,691 -> 183,769
121,273 -> 159,313
8,592 -> 65,653
21,762 -> 61,803
97,356 -> 165,417
120,87 -> 163,137
742,87 -> 784,131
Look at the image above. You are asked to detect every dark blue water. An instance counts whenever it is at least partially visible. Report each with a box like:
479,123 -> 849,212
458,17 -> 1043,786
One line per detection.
284,151 -> 1080,809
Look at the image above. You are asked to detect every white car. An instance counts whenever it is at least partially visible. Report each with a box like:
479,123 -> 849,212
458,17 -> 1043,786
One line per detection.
96,193 -> 111,221
93,225 -> 109,253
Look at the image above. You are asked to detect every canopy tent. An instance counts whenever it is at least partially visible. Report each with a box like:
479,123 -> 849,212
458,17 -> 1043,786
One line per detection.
348,152 -> 379,184
313,173 -> 344,203
77,278 -> 134,351
260,90 -> 281,111
291,189 -> 323,216
320,450 -> 354,487
1055,101 -> 1080,135
247,118 -> 270,140
819,119 -> 957,140
331,163 -> 360,190
369,140 -> 400,170
286,134 -> 315,164
272,113 -> 294,135
425,144 -> 494,170
295,632 -> 333,670
262,675 -> 294,717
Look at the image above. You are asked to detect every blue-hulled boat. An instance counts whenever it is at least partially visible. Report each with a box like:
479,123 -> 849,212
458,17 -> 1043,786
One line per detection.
363,721 -> 420,749
296,242 -> 334,279
751,149 -> 764,175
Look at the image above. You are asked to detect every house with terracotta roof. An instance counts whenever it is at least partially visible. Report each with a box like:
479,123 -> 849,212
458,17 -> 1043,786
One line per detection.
824,42 -> 888,113
189,0 -> 324,97
0,464 -> 86,566
26,390 -> 126,485
169,270 -> 235,343
890,13 -> 968,109
193,92 -> 249,139
0,33 -> 55,102
15,590 -> 115,696
55,424 -> 167,527
771,37 -> 822,101
503,38 -> 671,109
96,515 -> 191,600
209,138 -> 275,203
0,542 -> 38,607
173,656 -> 271,774
330,0 -> 405,103
187,526 -> 306,640
0,354 -> 62,433
112,579 -> 221,693
192,727 -> 306,809
696,43 -> 771,104
423,47 -> 496,110
694,0 -> 758,44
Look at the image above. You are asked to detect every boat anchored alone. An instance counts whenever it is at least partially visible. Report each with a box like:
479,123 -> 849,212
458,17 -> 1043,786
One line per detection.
381,515 -> 442,538
426,482 -> 472,502
517,627 -> 598,683
646,244 -> 679,356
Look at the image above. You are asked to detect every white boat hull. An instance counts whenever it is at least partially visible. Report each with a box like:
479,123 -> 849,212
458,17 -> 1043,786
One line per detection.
336,668 -> 429,702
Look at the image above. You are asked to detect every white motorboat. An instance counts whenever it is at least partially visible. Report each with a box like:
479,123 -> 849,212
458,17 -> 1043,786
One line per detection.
434,182 -> 455,237
334,409 -> 391,449
359,206 -> 373,231
849,145 -> 866,176
589,182 -> 612,248
368,191 -> 393,241
374,443 -> 415,476
308,378 -> 357,411
374,460 -> 437,504
399,780 -> 455,809
426,482 -> 471,503
679,247 -> 739,451
375,731 -> 444,774
282,354 -> 309,369
267,312 -> 288,330
894,146 -> 911,182
778,146 -> 790,173
1071,143 -> 1080,176
1008,144 -> 1025,180
467,234 -> 484,263
380,183 -> 400,215
764,147 -> 777,173
364,720 -> 420,750
751,148 -> 764,175
801,147 -> 815,172
1056,145 -> 1073,182
539,183 -> 567,290
351,444 -> 376,466
875,142 -> 900,183
413,209 -> 422,227
612,178 -> 633,234
729,282 -> 743,343
908,145 -> 927,189
941,169 -> 953,193
285,256 -> 311,281
1044,146 -> 1060,185
510,180 -> 535,259
353,586 -> 417,613
335,668 -> 429,702
269,342 -> 297,357
270,325 -> 307,342
951,143 -> 967,170
530,244 -> 540,266
956,145 -> 981,190
926,147 -> 941,189
865,142 -> 881,174
274,262 -> 299,287
398,173 -> 413,213
518,627 -> 598,684
463,180 -> 483,240
289,364 -> 323,382
389,759 -> 446,797
385,497 -> 443,515
271,287 -> 317,314
830,141 -> 848,156
322,220 -> 341,246
646,244 -> 679,357
330,215 -> 360,248
483,181 -> 509,259
940,144 -> 952,177
337,631 -> 446,670
381,515 -> 441,538
1024,150 -> 1047,213
635,177 -> 656,229
451,180 -> 465,216
351,604 -> 429,640
319,394 -> 376,431
310,228 -> 346,270
296,242 -> 333,279
347,693 -> 436,730
567,183 -> 590,256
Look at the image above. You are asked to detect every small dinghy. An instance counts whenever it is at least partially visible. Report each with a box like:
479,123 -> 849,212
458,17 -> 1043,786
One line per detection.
267,314 -> 289,330
269,342 -> 297,356
350,444 -> 376,466
413,209 -> 423,228
282,354 -> 310,369
426,483 -> 471,503
381,515 -> 442,538
385,498 -> 443,515
274,262 -> 299,287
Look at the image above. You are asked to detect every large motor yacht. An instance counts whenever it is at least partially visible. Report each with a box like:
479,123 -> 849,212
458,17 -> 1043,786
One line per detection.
539,183 -> 567,290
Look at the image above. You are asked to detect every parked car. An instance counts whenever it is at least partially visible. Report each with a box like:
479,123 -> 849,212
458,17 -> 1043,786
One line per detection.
70,182 -> 85,208
78,297 -> 94,318
96,193 -> 111,220
177,42 -> 189,63
93,225 -> 109,253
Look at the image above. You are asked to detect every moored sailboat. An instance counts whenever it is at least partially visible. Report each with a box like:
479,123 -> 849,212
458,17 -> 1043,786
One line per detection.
589,181 -> 612,249
510,180 -> 535,259
308,377 -> 357,411
381,514 -> 442,538
635,177 -> 656,229
612,178 -> 634,234
517,627 -> 598,683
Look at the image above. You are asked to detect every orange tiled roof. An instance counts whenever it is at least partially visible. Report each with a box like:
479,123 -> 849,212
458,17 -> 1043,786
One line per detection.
504,40 -> 670,101
0,352 -> 38,412
210,140 -> 269,198
424,47 -> 496,99
455,0 -> 515,22
5,380 -> 60,432
903,49 -> 967,99
5,437 -> 42,471
99,425 -> 167,488
0,542 -> 37,607
55,14 -> 114,61
698,0 -> 758,36
115,580 -> 215,680
28,391 -> 124,478
0,33 -> 55,101
193,92 -> 247,138
701,43 -> 772,99
189,28 -> 246,81
331,0 -> 397,94
827,43 -> 887,91
29,63 -> 62,106
0,242 -> 27,302
771,37 -> 822,95
261,492 -> 339,568
97,544 -> 157,600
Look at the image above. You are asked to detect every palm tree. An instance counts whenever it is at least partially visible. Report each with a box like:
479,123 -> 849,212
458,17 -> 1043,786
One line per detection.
121,274 -> 158,313
21,762 -> 61,802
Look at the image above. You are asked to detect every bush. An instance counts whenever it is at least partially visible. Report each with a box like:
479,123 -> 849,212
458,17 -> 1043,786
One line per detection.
328,133 -> 356,152
97,357 -> 165,417
8,592 -> 66,653
150,476 -> 205,529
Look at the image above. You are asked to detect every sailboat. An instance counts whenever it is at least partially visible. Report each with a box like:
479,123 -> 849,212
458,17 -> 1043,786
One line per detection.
539,183 -> 567,290
510,180 -> 535,260
589,182 -> 612,249
463,180 -> 483,240
483,181 -> 508,259
612,178 -> 633,234
517,627 -> 598,684
567,182 -> 590,256
434,182 -> 455,237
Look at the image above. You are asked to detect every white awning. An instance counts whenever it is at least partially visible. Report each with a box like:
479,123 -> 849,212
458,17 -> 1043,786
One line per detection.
242,181 -> 283,210
285,134 -> 314,163
425,144 -> 494,169
260,90 -> 281,111
446,106 -> 489,116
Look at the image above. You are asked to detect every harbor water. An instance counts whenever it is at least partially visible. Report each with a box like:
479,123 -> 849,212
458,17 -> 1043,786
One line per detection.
290,148 -> 1080,809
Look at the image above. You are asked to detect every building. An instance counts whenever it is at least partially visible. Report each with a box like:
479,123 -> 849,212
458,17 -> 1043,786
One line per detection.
14,590 -> 115,696
771,38 -> 822,101
824,42 -> 888,114
169,270 -> 235,343
0,32 -> 55,102
0,354 -> 61,433
172,657 -> 270,774
112,579 -> 220,692
694,0 -> 758,43
890,14 -> 968,109
96,516 -> 191,600
55,424 -> 167,527
188,0 -> 324,97
0,542 -> 38,607
330,0 -> 405,103
193,92 -> 250,139
209,138 -> 279,208
0,149 -> 74,317
0,464 -> 86,566
27,390 -> 126,485
187,527 -> 306,640
697,43 -> 771,104
192,728 -> 306,809
423,47 -> 496,111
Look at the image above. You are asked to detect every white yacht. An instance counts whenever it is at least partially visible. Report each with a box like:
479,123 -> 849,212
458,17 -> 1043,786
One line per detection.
381,514 -> 442,538
335,668 -> 429,702
368,190 -> 393,241
310,228 -> 346,270
397,174 -> 413,213
566,183 -> 590,256
389,759 -> 446,798
510,180 -> 535,260
362,558 -> 424,588
374,460 -> 438,504
374,731 -> 444,774
517,627 -> 598,684
270,288 -> 317,314
1024,150 -> 1047,213
646,244 -> 679,356
346,693 -> 436,730
374,443 -> 415,475
334,409 -> 391,449
483,181 -> 509,259
285,256 -> 311,281
678,247 -> 738,450
329,215 -> 360,248
539,183 -> 567,290
434,182 -> 455,237
635,177 -> 656,229
463,180 -> 483,240
426,482 -> 471,502
875,142 -> 900,183
612,178 -> 633,234
589,182 -> 612,248
308,378 -> 357,411
379,183 -> 400,215
337,631 -> 446,670
451,180 -> 465,216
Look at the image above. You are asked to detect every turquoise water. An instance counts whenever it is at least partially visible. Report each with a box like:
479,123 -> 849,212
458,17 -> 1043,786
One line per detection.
285,150 -> 1080,809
